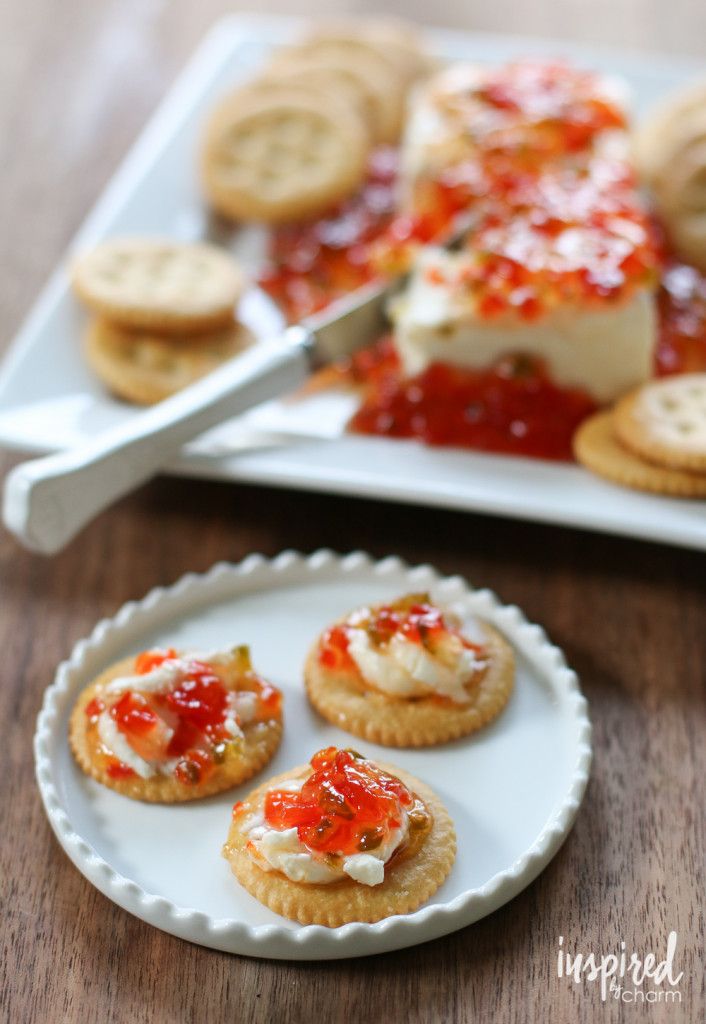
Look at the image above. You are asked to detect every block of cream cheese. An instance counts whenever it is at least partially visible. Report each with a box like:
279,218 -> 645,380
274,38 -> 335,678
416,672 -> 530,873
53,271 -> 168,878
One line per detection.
391,248 -> 656,402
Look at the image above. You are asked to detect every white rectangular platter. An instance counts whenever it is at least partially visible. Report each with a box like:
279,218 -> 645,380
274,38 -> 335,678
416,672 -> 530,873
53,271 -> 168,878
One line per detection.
1,14 -> 705,551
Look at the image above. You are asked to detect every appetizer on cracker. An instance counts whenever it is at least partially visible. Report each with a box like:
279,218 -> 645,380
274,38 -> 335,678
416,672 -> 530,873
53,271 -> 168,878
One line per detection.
304,593 -> 514,747
222,746 -> 455,926
69,645 -> 282,802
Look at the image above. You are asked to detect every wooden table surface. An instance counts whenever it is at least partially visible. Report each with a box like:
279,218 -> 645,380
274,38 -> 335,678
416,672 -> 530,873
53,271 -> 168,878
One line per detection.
1,2 -> 704,1022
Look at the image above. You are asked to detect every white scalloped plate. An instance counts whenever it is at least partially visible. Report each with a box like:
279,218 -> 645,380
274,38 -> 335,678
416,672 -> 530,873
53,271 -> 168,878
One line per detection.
34,551 -> 591,959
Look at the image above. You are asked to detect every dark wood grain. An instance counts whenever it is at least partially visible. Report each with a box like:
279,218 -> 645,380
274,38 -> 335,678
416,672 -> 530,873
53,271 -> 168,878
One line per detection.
0,3 -> 704,1022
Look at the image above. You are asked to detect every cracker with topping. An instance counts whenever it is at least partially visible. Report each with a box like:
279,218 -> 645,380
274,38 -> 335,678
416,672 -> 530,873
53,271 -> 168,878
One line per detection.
69,646 -> 282,803
222,748 -> 456,926
304,594 -> 514,747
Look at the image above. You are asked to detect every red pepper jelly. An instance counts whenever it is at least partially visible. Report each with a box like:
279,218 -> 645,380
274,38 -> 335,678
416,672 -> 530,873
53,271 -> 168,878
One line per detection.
260,747 -> 420,858
318,593 -> 483,673
257,147 -> 462,323
449,159 -> 658,320
260,60 -> 701,463
85,647 -> 282,784
656,260 -> 706,375
307,249 -> 706,462
433,61 -> 627,167
328,336 -> 596,461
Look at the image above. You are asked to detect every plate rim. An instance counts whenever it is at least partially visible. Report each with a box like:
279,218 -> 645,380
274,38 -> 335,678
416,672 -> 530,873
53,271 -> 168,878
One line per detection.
34,549 -> 592,960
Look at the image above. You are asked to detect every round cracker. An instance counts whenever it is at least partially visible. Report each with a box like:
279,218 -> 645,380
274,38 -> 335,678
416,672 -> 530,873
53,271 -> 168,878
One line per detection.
222,760 -> 455,926
614,375 -> 706,471
654,133 -> 706,272
632,77 -> 706,188
71,239 -> 244,334
84,317 -> 252,405
257,59 -> 376,139
201,88 -> 369,224
69,656 -> 282,803
573,408 -> 706,496
664,206 -> 706,273
300,21 -> 428,87
633,85 -> 706,271
360,18 -> 433,83
653,115 -> 706,207
304,621 -> 514,748
282,39 -> 406,143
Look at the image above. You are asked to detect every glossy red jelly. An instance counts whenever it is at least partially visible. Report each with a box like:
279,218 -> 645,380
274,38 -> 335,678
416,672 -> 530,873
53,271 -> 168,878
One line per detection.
318,595 -> 483,678
332,337 -> 597,461
261,748 -> 415,857
257,147 -> 461,323
257,60 -> 705,462
86,648 -> 281,784
656,261 -> 706,375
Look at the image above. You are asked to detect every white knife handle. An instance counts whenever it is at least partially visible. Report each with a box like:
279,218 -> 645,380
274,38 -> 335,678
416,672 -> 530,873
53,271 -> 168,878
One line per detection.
3,326 -> 314,554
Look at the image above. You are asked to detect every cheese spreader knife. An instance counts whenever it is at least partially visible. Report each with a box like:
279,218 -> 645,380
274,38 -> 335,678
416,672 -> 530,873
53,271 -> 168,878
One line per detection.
1,275 -> 396,553
3,218 -> 470,554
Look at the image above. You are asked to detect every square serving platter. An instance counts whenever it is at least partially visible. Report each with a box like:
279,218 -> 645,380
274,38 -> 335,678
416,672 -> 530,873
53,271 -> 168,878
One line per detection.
1,14 -> 705,551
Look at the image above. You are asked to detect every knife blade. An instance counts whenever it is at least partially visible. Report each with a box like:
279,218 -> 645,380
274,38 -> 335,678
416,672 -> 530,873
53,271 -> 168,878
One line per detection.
303,210 -> 473,364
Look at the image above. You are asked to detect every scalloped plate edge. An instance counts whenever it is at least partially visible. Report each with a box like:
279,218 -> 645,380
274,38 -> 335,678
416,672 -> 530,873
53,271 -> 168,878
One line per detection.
34,549 -> 592,959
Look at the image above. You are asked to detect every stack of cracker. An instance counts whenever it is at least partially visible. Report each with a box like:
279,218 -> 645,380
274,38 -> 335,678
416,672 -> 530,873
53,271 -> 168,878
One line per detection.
574,374 -> 706,496
71,238 -> 249,404
200,19 -> 431,224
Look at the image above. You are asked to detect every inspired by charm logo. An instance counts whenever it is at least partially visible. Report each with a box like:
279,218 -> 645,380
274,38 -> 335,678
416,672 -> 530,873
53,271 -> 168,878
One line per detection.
557,932 -> 684,1004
